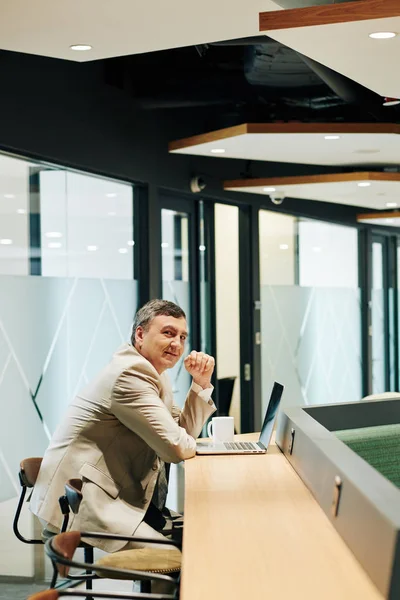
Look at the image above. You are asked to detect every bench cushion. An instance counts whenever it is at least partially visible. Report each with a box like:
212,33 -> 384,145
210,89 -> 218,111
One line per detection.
335,424 -> 400,488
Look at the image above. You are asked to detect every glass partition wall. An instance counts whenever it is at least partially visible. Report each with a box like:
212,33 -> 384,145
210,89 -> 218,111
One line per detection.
0,152 -> 139,580
259,211 -> 361,417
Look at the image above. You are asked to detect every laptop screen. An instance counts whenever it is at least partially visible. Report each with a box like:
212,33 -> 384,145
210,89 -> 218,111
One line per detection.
259,382 -> 284,447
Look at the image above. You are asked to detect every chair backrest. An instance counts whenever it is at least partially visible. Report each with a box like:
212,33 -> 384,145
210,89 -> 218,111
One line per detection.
65,478 -> 83,514
217,377 -> 236,416
13,457 -> 44,545
19,457 -> 43,487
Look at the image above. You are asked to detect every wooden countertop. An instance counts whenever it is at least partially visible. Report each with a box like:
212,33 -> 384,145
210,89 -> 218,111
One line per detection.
180,435 -> 382,600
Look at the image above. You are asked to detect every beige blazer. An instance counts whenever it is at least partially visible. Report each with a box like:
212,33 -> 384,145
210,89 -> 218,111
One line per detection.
30,343 -> 216,551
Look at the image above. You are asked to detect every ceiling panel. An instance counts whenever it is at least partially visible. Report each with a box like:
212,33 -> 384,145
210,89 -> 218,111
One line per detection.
0,0 -> 280,62
259,0 -> 400,98
169,123 -> 400,166
224,172 -> 400,210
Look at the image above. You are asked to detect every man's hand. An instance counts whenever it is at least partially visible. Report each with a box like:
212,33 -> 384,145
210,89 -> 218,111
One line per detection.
184,351 -> 215,389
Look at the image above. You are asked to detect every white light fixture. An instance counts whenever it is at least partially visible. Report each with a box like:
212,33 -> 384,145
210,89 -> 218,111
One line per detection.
106,193 -> 117,198
45,231 -> 62,238
199,245 -> 206,252
324,135 -> 340,140
263,187 -> 276,192
210,148 -> 225,154
369,31 -> 397,39
383,97 -> 400,107
386,202 -> 398,208
127,240 -> 135,246
17,208 -> 26,214
313,246 -> 321,253
48,242 -> 62,249
70,44 -> 93,51
118,248 -> 128,254
87,245 -> 98,252
4,194 -> 15,199
357,182 -> 371,187
0,238 -> 12,245
161,242 -> 169,248
279,244 -> 289,250
108,212 -> 116,216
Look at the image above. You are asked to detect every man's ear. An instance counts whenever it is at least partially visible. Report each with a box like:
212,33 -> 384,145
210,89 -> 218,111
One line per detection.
135,326 -> 144,346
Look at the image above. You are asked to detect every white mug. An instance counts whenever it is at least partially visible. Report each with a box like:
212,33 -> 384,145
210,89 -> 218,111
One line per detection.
207,416 -> 235,443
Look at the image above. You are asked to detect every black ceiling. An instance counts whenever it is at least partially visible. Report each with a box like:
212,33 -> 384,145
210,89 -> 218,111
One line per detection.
102,36 -> 400,128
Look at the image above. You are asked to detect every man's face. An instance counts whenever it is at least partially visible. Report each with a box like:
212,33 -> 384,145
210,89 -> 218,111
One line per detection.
135,314 -> 188,374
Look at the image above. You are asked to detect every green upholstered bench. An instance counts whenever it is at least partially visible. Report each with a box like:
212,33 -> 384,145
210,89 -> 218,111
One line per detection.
335,424 -> 400,488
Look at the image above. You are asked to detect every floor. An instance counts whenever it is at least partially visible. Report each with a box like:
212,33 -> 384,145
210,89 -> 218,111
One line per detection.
0,578 -> 134,599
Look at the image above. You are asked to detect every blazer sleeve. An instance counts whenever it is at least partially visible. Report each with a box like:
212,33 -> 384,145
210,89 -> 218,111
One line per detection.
111,367 -> 214,463
171,384 -> 216,439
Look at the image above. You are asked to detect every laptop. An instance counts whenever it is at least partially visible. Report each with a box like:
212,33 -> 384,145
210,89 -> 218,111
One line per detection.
196,381 -> 284,455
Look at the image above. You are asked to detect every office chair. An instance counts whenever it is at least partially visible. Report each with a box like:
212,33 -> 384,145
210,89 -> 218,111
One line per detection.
45,530 -> 180,598
56,479 -> 181,594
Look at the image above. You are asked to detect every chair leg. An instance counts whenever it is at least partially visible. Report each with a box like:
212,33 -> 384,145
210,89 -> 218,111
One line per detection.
84,546 -> 94,597
50,562 -> 58,589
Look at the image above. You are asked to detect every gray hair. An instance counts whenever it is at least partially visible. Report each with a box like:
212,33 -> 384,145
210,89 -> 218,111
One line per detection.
131,299 -> 186,346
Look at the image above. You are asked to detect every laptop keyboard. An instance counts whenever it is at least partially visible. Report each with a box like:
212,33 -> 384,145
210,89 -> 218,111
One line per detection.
224,441 -> 259,451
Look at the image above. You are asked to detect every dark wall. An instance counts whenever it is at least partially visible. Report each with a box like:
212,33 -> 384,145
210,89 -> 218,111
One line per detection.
0,50 -> 358,224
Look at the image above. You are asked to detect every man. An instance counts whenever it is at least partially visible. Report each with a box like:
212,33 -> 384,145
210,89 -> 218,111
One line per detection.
30,299 -> 216,552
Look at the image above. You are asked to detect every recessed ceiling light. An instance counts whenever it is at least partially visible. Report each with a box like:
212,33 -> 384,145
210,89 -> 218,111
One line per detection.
17,208 -> 26,214
324,135 -> 340,140
199,245 -> 206,251
263,187 -> 276,192
386,202 -> 398,208
106,193 -> 117,198
118,248 -> 128,254
279,244 -> 289,250
161,242 -> 169,248
4,194 -> 15,199
210,148 -> 225,154
87,245 -> 98,252
48,242 -> 62,249
70,44 -> 93,51
0,238 -> 12,245
357,182 -> 371,187
369,31 -> 397,39
127,240 -> 135,246
108,212 -> 116,216
45,231 -> 62,238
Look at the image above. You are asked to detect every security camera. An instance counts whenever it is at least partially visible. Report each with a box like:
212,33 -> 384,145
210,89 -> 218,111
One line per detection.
189,176 -> 206,194
270,192 -> 285,205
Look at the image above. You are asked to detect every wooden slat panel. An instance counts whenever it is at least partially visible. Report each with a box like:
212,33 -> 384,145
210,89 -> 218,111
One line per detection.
224,171 -> 400,190
259,0 -> 400,32
169,123 -> 400,152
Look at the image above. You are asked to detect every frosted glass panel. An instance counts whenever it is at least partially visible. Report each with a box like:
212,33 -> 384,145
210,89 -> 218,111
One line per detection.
261,285 -> 362,416
0,275 -> 138,500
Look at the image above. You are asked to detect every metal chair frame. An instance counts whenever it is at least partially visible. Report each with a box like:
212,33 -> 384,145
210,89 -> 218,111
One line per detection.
45,531 -> 181,599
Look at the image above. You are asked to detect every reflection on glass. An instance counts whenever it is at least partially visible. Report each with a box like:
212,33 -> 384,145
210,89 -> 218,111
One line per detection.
259,212 -> 361,418
372,242 -> 385,394
161,208 -> 191,408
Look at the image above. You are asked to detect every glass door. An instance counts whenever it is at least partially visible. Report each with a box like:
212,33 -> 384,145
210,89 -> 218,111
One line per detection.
371,235 -> 390,393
